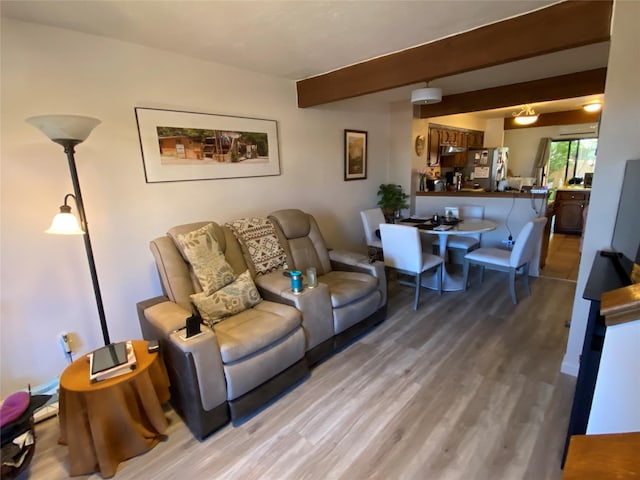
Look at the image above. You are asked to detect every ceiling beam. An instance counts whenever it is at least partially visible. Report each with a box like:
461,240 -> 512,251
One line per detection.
417,68 -> 607,118
296,0 -> 612,108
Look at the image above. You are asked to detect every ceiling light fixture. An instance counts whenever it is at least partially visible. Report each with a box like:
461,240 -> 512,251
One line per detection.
411,83 -> 442,105
583,102 -> 603,113
512,104 -> 539,125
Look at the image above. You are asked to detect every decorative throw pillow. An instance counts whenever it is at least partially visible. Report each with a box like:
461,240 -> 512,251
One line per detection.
191,270 -> 262,327
226,217 -> 288,276
176,223 -> 235,295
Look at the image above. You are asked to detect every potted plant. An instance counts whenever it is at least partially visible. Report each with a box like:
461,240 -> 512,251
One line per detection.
377,184 -> 409,223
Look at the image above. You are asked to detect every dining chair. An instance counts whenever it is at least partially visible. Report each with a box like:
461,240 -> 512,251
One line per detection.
379,223 -> 443,310
462,217 -> 547,304
360,208 -> 385,262
441,204 -> 485,260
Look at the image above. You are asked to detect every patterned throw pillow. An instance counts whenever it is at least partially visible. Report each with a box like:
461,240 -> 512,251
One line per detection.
176,223 -> 235,295
191,270 -> 262,327
226,217 -> 288,276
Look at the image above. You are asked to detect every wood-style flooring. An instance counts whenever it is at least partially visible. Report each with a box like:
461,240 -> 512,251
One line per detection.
540,233 -> 582,282
23,271 -> 576,480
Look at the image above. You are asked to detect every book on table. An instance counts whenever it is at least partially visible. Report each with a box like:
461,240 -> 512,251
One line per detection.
89,341 -> 137,382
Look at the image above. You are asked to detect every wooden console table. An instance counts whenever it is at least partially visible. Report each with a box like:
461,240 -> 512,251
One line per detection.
59,340 -> 170,477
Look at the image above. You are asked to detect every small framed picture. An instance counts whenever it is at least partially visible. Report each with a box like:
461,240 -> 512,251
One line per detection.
344,129 -> 367,181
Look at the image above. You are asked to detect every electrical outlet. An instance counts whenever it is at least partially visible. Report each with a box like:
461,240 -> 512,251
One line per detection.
59,333 -> 72,354
501,239 -> 515,248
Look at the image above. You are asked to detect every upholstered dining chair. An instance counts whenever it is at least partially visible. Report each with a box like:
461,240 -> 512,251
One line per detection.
379,223 -> 443,310
462,217 -> 547,304
440,205 -> 485,260
360,208 -> 386,262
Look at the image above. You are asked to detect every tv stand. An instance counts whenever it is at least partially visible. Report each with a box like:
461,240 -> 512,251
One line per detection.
561,250 -> 633,466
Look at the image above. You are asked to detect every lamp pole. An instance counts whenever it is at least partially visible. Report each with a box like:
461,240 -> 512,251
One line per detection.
57,139 -> 110,345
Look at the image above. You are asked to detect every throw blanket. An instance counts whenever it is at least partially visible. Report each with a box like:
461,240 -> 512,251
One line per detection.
226,217 -> 288,276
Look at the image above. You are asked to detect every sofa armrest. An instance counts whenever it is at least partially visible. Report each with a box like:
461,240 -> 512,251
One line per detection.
137,297 -> 227,412
255,272 -> 334,350
328,250 -> 387,307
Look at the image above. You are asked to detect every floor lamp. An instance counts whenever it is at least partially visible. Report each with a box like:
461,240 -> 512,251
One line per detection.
26,115 -> 111,346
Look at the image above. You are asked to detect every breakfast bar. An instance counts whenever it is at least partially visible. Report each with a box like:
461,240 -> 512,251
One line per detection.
413,191 -> 549,275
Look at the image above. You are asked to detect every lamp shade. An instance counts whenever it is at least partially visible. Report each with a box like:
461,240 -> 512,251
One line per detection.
26,115 -> 101,143
411,87 -> 442,105
45,204 -> 84,235
46,212 -> 84,235
514,115 -> 539,126
583,102 -> 602,113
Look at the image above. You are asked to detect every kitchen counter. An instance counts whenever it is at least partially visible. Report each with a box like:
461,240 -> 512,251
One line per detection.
417,190 -> 546,198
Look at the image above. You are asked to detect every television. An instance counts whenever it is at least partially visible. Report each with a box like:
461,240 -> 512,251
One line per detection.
610,159 -> 640,284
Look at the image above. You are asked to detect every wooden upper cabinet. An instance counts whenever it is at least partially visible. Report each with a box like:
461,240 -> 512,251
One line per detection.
467,131 -> 484,148
427,128 -> 440,167
429,124 -> 484,168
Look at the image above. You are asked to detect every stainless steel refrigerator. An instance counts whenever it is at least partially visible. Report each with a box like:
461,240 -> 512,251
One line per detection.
466,147 -> 509,191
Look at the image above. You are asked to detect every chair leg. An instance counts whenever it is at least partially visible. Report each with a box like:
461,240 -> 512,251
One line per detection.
479,266 -> 485,283
522,263 -> 531,296
462,259 -> 470,290
414,272 -> 422,310
437,264 -> 443,296
509,268 -> 518,304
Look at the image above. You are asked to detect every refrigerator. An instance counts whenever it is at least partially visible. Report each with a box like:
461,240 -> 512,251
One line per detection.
466,147 -> 509,191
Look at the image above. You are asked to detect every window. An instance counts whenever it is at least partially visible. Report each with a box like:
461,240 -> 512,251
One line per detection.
546,138 -> 597,188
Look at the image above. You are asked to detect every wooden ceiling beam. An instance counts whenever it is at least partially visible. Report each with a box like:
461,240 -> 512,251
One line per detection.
296,0 -> 612,108
417,68 -> 607,118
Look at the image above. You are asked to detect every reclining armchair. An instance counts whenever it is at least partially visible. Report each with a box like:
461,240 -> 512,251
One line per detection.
263,209 -> 387,363
137,222 -> 308,439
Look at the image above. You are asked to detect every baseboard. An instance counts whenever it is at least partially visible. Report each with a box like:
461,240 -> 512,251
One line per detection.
561,358 -> 579,377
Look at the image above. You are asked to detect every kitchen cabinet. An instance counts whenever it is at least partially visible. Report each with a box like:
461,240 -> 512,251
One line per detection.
554,190 -> 590,234
428,124 -> 484,168
427,128 -> 440,167
467,131 -> 484,148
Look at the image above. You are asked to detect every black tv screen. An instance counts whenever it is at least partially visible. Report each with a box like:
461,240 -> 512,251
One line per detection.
611,159 -> 640,278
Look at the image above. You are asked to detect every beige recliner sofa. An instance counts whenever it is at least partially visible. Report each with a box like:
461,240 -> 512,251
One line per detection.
137,210 -> 387,439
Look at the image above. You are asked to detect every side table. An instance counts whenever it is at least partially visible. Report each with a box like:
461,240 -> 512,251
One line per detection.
59,340 -> 170,478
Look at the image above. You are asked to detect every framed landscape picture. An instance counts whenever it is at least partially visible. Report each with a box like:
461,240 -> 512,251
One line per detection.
344,129 -> 367,181
135,107 -> 280,183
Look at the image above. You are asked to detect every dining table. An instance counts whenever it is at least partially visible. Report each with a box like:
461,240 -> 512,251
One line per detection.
399,217 -> 497,291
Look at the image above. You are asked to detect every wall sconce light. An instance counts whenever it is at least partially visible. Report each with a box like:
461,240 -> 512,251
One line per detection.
26,114 -> 110,346
583,102 -> 603,113
512,104 -> 539,125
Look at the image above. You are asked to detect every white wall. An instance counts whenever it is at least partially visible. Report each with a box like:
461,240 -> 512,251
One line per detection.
0,19 -> 392,397
561,0 -> 640,375
587,318 -> 640,434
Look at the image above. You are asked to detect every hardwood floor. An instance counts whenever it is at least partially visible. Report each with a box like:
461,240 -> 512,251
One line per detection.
23,271 -> 576,480
540,233 -> 582,282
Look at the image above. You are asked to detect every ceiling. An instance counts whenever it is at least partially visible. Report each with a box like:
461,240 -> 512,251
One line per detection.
1,0 -> 608,116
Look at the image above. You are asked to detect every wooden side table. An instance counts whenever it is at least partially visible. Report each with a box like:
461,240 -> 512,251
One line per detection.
59,340 -> 170,478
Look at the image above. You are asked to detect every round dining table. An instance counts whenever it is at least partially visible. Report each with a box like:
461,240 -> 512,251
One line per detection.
402,218 -> 497,291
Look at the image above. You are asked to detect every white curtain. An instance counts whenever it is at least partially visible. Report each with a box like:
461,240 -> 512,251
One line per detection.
532,137 -> 552,184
